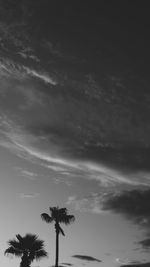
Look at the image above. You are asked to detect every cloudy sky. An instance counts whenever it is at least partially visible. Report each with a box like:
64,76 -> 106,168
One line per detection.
1,1 -> 150,267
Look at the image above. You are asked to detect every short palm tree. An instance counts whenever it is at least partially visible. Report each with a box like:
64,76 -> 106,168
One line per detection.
4,233 -> 47,267
41,206 -> 75,267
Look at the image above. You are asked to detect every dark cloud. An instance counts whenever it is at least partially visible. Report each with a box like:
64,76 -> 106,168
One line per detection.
103,189 -> 150,226
120,263 -> 150,267
139,238 -> 150,249
61,263 -> 73,266
72,254 -> 101,263
103,189 -> 150,249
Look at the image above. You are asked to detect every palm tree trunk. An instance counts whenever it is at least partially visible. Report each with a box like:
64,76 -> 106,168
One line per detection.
20,253 -> 30,267
55,224 -> 59,267
55,232 -> 59,267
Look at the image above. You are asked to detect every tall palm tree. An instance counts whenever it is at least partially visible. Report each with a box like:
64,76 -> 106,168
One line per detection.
41,206 -> 75,267
4,233 -> 47,267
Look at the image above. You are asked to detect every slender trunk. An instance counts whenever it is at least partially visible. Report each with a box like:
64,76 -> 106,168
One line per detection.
20,255 -> 30,267
55,223 -> 59,267
20,253 -> 30,267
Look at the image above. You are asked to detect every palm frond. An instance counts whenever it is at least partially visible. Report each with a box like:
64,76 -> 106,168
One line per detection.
59,214 -> 75,225
24,233 -> 38,242
24,233 -> 38,247
16,234 -> 23,242
49,207 -> 59,220
7,239 -> 22,250
4,246 -> 22,257
49,206 -> 75,225
31,239 -> 44,251
41,213 -> 53,223
34,249 -> 48,260
64,215 -> 75,224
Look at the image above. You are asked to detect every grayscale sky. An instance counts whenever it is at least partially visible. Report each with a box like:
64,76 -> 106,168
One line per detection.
0,1 -> 150,267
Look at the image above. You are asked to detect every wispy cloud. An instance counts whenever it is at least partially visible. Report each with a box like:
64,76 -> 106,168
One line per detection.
17,48 -> 40,62
14,141 -> 150,188
0,57 -> 57,85
66,193 -> 109,214
44,41 -> 62,57
47,165 -> 67,172
115,258 -> 142,265
67,196 -> 91,213
19,192 -> 39,199
0,58 -> 26,79
1,115 -> 150,190
3,135 -> 147,187
20,169 -> 38,181
23,66 -> 57,85
120,262 -> 150,267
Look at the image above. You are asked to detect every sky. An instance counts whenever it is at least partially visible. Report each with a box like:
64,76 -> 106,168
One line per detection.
1,1 -> 150,267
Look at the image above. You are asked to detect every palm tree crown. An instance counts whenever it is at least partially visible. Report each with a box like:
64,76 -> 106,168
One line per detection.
4,233 -> 47,267
41,206 -> 75,231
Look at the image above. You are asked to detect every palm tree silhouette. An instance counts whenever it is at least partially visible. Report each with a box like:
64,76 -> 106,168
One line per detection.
4,233 -> 47,267
41,206 -> 75,267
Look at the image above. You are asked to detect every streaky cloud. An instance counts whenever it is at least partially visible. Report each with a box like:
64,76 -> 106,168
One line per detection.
67,191 -> 115,214
7,133 -> 149,187
1,117 -> 150,189
23,66 -> 57,85
20,169 -> 38,181
0,57 -> 57,85
19,192 -> 39,198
